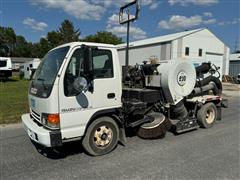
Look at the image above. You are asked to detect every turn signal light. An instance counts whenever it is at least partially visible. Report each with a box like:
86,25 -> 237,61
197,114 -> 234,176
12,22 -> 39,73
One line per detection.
48,114 -> 60,125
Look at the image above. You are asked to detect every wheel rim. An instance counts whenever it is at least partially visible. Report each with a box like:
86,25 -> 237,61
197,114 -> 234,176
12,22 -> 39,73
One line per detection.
93,126 -> 113,148
206,108 -> 215,124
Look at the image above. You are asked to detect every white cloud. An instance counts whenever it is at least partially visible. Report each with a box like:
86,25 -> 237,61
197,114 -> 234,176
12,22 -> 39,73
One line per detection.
107,14 -> 147,40
107,26 -> 147,40
218,22 -> 225,26
203,12 -> 213,17
217,18 -> 240,26
30,0 -> 159,21
168,0 -> 218,6
149,2 -> 159,10
31,0 -> 106,20
107,14 -> 120,26
158,14 -> 220,29
231,18 -> 240,25
158,15 -> 202,29
23,17 -> 48,31
203,18 -> 216,24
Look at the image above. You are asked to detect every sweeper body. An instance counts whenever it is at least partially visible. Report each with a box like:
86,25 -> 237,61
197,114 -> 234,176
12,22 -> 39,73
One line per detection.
22,42 -> 227,156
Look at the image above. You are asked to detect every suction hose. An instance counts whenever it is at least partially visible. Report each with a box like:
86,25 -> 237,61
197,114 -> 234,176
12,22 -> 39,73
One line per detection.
194,76 -> 222,95
170,100 -> 188,119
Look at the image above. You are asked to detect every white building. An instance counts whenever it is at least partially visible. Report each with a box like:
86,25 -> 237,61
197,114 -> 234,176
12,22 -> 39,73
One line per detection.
117,28 -> 230,78
229,53 -> 240,77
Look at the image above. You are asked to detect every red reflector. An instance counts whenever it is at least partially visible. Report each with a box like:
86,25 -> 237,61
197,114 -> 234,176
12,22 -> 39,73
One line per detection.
216,96 -> 221,100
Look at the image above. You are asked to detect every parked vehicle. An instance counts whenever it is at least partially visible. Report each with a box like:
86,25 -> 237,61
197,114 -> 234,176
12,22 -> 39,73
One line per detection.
19,58 -> 41,80
0,57 -> 12,79
237,73 -> 240,83
22,42 -> 227,156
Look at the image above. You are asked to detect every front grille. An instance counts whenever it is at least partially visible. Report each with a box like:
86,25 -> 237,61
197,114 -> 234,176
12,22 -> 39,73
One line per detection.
30,108 -> 41,123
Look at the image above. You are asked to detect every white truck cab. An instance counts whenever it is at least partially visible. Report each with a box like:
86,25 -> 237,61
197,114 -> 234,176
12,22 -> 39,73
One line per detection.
22,42 -> 122,149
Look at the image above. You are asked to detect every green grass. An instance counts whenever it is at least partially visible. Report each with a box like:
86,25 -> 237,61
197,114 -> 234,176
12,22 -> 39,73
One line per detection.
0,76 -> 30,124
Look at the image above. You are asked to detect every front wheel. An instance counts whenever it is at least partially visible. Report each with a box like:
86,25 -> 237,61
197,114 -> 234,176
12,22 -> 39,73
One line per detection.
82,116 -> 119,156
197,102 -> 217,128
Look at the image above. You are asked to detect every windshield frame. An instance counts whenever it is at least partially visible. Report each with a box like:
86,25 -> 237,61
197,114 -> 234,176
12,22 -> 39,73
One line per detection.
30,46 -> 70,98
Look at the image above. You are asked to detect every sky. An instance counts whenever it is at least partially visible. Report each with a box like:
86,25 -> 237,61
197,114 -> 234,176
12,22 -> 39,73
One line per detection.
0,0 -> 239,51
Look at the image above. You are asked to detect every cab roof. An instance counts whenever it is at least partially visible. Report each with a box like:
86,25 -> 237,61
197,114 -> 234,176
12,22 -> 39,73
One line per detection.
53,42 -> 116,50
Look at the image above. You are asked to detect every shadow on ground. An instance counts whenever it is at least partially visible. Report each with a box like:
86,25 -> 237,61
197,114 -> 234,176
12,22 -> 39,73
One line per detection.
32,140 -> 85,159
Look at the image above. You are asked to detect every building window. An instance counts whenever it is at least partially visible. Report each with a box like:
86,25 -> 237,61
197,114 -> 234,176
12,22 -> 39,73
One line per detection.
199,49 -> 202,57
185,47 -> 189,56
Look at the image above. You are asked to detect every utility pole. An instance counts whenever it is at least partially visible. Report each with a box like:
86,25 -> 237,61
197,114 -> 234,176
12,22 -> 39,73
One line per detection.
119,0 -> 140,67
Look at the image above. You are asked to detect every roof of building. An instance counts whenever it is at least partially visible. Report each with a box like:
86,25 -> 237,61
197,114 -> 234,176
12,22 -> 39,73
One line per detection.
229,53 -> 240,61
10,57 -> 35,63
117,28 -> 206,49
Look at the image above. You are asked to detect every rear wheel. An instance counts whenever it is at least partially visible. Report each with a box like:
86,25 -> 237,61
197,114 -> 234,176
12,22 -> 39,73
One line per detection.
82,116 -> 119,156
197,102 -> 217,128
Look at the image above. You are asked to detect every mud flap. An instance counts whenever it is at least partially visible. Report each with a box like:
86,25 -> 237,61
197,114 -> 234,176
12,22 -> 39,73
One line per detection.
119,128 -> 127,146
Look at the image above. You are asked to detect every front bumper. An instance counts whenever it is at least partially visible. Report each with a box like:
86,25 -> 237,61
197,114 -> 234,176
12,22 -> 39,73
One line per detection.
22,113 -> 62,147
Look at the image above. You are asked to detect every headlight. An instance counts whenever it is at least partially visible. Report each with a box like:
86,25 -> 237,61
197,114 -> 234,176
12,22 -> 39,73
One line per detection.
41,113 -> 60,129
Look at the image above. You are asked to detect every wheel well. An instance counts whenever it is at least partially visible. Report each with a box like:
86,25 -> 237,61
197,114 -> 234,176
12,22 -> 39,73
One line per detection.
83,108 -> 123,135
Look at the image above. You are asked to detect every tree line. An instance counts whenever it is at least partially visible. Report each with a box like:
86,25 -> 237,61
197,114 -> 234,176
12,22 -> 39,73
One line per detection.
0,19 -> 123,58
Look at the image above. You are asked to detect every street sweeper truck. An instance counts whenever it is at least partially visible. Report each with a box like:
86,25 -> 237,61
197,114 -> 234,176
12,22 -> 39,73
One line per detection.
22,42 -> 227,156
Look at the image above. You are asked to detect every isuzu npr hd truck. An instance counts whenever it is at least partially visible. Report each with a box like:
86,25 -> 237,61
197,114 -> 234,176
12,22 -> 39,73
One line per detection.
22,42 -> 227,156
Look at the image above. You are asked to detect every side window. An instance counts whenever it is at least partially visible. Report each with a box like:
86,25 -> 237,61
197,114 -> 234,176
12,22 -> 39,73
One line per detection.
64,48 -> 84,96
198,49 -> 202,57
93,49 -> 113,78
185,47 -> 189,56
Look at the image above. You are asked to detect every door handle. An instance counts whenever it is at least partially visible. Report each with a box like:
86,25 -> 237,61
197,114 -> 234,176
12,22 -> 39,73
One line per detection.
107,93 -> 115,99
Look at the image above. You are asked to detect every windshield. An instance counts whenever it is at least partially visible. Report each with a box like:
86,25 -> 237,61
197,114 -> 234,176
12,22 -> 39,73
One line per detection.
0,61 -> 7,67
30,46 -> 70,98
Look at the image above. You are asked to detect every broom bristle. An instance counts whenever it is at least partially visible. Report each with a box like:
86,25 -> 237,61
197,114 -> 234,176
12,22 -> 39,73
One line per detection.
137,113 -> 172,139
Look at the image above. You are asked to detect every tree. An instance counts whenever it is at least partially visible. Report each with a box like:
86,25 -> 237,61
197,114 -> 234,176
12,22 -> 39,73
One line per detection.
47,31 -> 62,49
58,19 -> 80,44
0,26 -> 17,56
84,31 -> 122,45
12,36 -> 31,57
38,38 -> 50,57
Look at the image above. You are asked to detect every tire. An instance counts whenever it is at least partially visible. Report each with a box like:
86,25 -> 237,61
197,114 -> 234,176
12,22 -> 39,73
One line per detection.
197,102 -> 217,128
82,116 -> 119,156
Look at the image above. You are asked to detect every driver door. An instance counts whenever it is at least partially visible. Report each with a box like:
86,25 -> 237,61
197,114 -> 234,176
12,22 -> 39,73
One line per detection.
58,46 -> 121,139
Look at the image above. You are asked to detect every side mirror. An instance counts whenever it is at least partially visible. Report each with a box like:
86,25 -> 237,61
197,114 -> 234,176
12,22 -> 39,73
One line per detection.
73,77 -> 88,94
